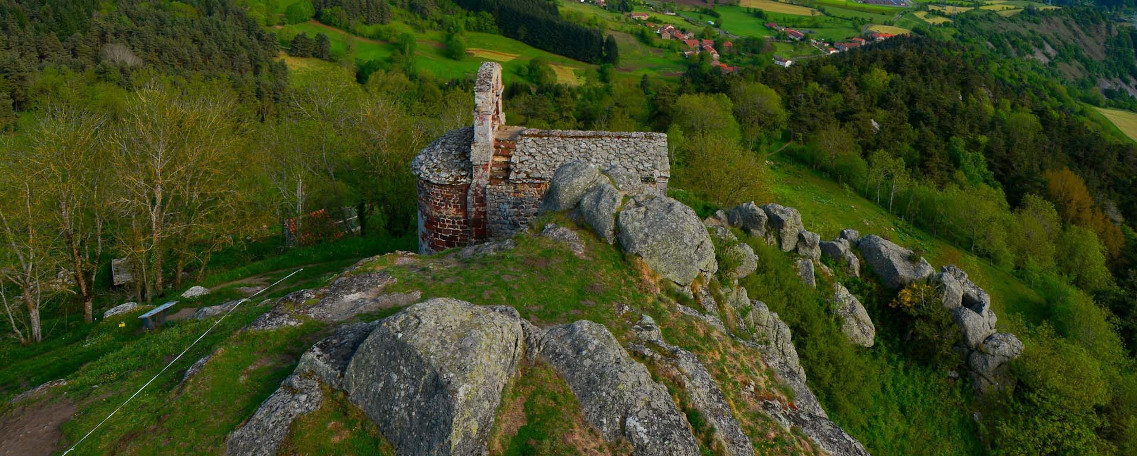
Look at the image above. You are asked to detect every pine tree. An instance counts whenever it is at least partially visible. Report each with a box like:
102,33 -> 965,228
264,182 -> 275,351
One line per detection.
604,35 -> 619,66
314,33 -> 332,60
289,32 -> 314,57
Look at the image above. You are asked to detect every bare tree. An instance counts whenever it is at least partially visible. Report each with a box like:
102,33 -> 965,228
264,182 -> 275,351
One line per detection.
0,181 -> 60,344
24,105 -> 108,323
108,80 -> 245,301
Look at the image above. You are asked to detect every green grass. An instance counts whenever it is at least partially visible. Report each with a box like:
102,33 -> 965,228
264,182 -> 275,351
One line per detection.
60,319 -> 325,454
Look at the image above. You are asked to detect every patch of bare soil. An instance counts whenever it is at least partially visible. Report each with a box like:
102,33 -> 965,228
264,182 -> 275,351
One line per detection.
166,307 -> 198,322
0,396 -> 78,456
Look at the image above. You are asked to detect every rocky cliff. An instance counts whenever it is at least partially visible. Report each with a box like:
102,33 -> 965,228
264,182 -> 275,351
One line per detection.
216,160 -> 1019,455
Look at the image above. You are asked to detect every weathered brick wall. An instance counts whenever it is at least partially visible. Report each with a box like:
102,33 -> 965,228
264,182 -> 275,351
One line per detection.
417,179 -> 472,254
510,129 -> 669,196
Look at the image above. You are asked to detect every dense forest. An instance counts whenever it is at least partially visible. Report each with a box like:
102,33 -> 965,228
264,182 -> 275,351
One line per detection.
951,8 -> 1137,109
452,0 -> 611,63
0,0 -> 287,122
2,0 -> 1137,454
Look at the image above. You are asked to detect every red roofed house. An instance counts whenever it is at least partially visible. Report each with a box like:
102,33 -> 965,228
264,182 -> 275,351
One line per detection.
722,41 -> 733,53
683,39 -> 700,49
630,12 -> 649,20
715,62 -> 737,73
786,29 -> 805,40
851,37 -> 867,44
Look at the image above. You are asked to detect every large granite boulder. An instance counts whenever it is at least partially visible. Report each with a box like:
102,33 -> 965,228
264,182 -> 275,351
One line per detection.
761,203 -> 804,252
343,299 -> 524,455
795,258 -> 816,288
103,302 -> 142,319
969,332 -> 1024,394
728,202 -> 769,238
820,238 -> 860,277
617,197 -> 716,286
541,160 -> 601,213
540,320 -> 700,455
934,265 -> 992,312
796,230 -> 822,262
953,307 -> 997,350
831,284 -> 875,347
838,229 -> 861,246
857,235 -> 934,290
579,179 -> 623,244
744,301 -> 805,382
181,285 -> 210,298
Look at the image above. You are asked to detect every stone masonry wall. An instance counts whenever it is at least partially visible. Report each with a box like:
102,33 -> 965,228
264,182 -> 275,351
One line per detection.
510,129 -> 669,196
418,179 -> 472,254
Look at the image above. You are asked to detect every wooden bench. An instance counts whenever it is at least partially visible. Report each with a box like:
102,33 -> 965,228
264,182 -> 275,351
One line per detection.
139,301 -> 178,331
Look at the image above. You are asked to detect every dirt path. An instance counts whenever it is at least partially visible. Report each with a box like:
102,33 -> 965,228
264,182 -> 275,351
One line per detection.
0,397 -> 77,456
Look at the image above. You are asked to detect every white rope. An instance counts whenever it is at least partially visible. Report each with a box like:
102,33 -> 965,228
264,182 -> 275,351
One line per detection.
62,268 -> 304,455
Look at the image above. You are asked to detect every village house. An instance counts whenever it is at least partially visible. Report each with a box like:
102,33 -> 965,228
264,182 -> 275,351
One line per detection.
786,29 -> 805,40
630,12 -> 649,20
723,41 -> 733,53
774,56 -> 793,67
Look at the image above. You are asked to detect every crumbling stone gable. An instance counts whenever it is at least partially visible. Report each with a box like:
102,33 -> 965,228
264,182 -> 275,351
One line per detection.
412,62 -> 669,254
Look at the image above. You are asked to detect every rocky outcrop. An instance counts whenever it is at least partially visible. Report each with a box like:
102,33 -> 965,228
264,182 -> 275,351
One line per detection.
708,225 -> 757,280
618,196 -> 716,286
632,315 -> 753,456
540,160 -> 601,213
457,239 -> 516,258
858,235 -> 934,289
762,203 -> 804,252
743,299 -> 870,456
831,283 -> 875,347
103,302 -> 143,319
227,322 -> 377,456
192,300 -> 238,320
820,238 -> 861,278
796,230 -> 821,262
579,180 -> 623,244
247,272 -> 420,331
930,265 -> 1021,394
539,223 -> 585,257
181,285 -> 210,298
728,202 -> 770,239
969,332 -> 1024,394
343,299 -> 524,456
838,229 -> 861,245
226,374 -> 324,456
540,320 -> 700,455
795,257 -> 816,288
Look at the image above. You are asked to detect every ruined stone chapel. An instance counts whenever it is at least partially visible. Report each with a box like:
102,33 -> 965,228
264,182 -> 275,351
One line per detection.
412,62 -> 670,254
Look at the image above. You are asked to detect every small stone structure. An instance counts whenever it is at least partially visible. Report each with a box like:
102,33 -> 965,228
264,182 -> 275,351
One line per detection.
412,62 -> 669,254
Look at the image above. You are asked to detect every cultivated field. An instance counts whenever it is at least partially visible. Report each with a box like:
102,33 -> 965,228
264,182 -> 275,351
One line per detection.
739,0 -> 821,16
914,11 -> 952,24
467,49 -> 520,62
1096,107 -> 1137,143
868,24 -> 911,34
929,4 -> 974,13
